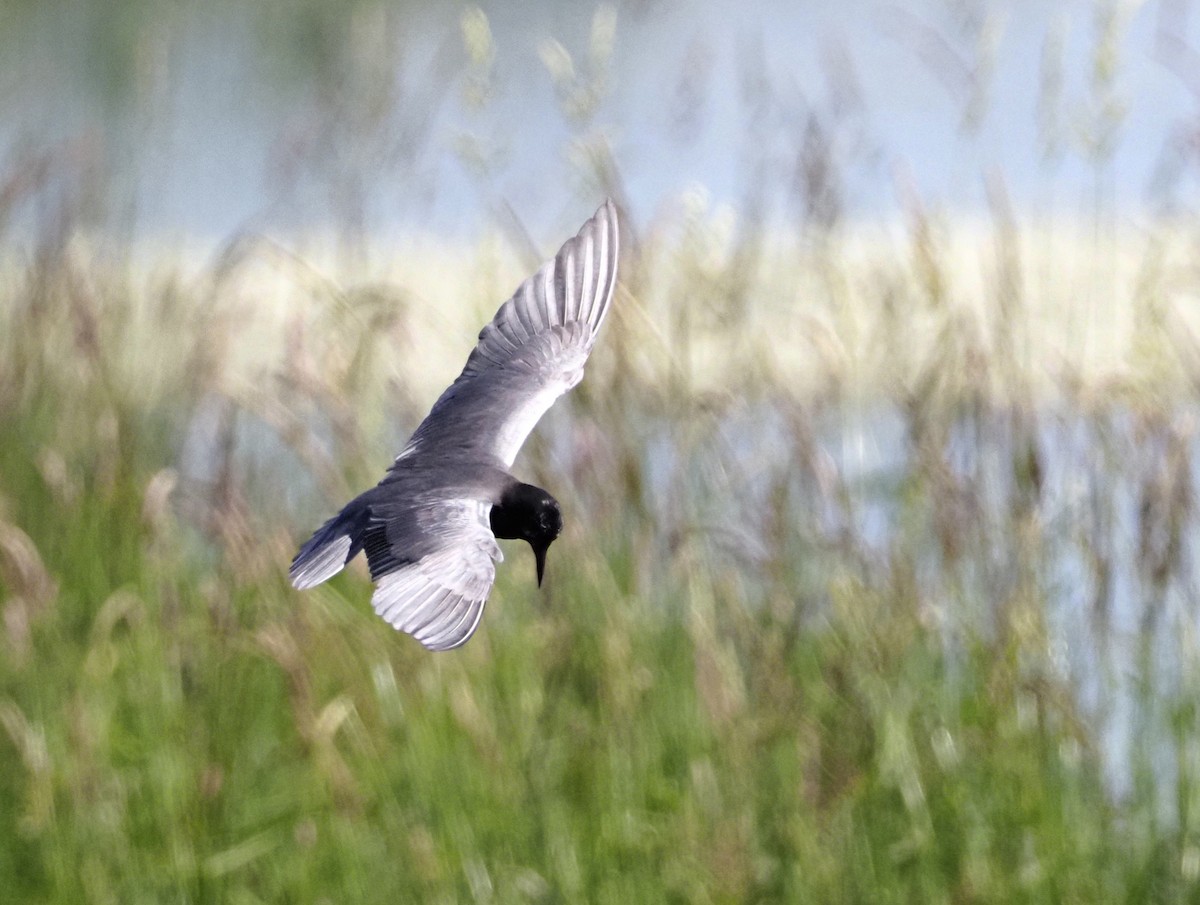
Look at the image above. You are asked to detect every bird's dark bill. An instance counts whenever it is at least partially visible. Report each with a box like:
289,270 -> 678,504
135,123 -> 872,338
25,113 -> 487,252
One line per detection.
535,544 -> 548,587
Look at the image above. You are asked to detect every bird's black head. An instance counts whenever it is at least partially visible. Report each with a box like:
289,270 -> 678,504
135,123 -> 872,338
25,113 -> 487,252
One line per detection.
490,482 -> 563,586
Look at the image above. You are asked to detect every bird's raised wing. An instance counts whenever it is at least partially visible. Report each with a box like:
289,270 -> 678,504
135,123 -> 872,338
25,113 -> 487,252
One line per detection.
397,199 -> 620,467
363,497 -> 501,651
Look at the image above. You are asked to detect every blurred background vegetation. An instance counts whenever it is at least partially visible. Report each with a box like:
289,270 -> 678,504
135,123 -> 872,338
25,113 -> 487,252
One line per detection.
5,0 -> 1200,901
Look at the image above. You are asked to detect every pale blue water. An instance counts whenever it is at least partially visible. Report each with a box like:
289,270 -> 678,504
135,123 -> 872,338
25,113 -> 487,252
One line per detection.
3,0 -> 1200,240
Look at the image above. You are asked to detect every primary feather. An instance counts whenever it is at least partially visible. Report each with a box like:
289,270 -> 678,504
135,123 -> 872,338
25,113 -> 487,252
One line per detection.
399,198 -> 619,466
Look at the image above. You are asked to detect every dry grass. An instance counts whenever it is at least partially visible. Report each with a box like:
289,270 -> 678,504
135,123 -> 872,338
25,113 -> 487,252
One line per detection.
0,168 -> 1198,901
3,2 -> 1200,900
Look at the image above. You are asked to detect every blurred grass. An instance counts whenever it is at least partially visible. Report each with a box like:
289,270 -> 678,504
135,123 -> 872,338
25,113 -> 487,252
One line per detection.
3,176 -> 1200,904
6,3 -> 1200,902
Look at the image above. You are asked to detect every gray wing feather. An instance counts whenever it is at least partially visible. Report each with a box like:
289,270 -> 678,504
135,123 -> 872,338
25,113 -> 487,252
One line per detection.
464,199 -> 617,381
370,499 -> 501,651
398,199 -> 619,467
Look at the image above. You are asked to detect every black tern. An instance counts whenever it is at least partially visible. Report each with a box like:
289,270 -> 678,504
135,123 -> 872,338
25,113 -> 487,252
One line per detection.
290,200 -> 619,650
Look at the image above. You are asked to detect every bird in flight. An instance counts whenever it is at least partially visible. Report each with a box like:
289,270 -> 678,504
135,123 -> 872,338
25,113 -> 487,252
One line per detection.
290,200 -> 620,650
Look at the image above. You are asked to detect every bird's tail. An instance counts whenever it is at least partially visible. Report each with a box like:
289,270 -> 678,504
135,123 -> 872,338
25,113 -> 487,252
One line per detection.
290,498 -> 371,590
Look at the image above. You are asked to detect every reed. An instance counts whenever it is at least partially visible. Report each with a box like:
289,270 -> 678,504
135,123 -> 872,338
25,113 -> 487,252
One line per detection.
4,3 -> 1200,901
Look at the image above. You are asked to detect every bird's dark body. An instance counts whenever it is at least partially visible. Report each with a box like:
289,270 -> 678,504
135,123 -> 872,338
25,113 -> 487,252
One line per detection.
297,457 -> 555,582
290,200 -> 617,650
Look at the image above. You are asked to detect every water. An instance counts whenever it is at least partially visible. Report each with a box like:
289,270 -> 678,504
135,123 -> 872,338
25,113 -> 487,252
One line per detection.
180,383 -> 1200,804
5,0 -> 1200,241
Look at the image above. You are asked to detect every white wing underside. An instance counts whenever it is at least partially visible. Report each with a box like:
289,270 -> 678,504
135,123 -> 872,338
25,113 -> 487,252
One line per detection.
291,534 -> 351,590
489,347 -> 589,466
371,500 -> 502,652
